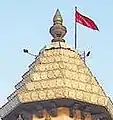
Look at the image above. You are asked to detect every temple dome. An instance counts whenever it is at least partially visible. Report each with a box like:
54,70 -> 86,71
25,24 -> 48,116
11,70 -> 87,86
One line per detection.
16,41 -> 107,105
0,9 -> 113,120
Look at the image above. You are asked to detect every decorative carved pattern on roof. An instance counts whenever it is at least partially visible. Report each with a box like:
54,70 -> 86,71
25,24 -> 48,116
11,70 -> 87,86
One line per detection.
1,44 -> 112,118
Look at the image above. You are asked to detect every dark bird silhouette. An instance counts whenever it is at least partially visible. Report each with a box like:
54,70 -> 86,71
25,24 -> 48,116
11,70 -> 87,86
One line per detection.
23,49 -> 28,53
86,51 -> 91,57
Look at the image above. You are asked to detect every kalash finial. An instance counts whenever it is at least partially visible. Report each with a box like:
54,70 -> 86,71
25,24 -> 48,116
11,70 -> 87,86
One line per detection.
49,9 -> 67,42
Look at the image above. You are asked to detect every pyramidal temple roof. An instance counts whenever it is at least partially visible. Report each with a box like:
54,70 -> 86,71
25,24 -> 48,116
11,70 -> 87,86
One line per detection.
0,9 -> 113,119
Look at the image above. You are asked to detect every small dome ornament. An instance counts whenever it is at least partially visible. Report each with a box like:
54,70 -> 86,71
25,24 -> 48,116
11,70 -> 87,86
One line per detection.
49,9 -> 67,42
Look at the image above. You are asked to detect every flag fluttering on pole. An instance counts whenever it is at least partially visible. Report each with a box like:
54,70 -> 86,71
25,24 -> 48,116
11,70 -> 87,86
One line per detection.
74,7 -> 99,49
75,11 -> 99,31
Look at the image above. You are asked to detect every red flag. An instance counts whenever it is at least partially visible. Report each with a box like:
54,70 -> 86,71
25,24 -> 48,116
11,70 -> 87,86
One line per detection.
76,11 -> 99,31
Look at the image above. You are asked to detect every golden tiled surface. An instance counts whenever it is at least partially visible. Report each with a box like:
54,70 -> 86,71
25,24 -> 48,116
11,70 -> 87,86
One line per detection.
0,43 -> 113,118
16,48 -> 107,106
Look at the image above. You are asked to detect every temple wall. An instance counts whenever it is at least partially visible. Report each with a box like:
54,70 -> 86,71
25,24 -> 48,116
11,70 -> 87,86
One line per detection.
32,107 -> 92,120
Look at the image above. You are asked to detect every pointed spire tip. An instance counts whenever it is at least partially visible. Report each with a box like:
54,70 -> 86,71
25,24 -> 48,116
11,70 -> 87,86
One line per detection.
53,9 -> 63,24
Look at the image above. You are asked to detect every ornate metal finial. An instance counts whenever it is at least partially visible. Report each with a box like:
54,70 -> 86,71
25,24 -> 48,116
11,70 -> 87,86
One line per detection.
50,9 -> 67,42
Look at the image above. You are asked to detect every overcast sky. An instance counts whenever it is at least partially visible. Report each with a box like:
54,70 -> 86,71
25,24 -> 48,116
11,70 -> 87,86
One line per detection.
0,0 -> 113,107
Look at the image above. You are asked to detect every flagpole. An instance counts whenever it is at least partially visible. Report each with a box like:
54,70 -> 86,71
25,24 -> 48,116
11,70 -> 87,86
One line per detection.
75,6 -> 77,49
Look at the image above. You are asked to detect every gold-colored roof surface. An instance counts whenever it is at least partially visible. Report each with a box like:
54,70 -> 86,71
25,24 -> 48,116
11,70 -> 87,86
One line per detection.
0,9 -> 113,119
17,45 -> 107,104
